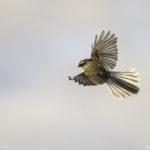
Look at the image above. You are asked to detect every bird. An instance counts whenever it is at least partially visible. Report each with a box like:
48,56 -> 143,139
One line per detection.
68,31 -> 140,99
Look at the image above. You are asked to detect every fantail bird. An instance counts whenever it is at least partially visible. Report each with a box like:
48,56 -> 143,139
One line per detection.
69,31 -> 140,99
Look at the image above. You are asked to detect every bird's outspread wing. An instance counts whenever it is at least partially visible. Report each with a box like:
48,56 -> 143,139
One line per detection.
91,31 -> 118,71
69,73 -> 106,86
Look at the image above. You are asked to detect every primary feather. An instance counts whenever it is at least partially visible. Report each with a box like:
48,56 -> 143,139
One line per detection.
91,30 -> 118,70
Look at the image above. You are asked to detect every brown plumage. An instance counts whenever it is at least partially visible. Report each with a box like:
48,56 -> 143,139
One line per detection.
69,31 -> 140,99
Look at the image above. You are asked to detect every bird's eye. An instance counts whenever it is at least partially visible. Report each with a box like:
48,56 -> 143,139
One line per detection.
80,61 -> 85,65
81,61 -> 85,64
79,60 -> 86,67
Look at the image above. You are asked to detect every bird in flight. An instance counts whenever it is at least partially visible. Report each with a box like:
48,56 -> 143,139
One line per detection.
69,31 -> 140,99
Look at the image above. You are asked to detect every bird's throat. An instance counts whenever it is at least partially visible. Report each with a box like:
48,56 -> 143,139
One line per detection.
80,67 -> 85,72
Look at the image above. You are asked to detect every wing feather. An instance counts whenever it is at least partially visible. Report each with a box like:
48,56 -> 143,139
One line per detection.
91,30 -> 118,70
69,73 -> 105,86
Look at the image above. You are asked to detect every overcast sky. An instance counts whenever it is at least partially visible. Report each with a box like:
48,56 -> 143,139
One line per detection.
0,0 -> 150,150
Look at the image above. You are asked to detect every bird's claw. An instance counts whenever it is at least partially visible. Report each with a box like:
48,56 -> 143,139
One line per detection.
68,76 -> 73,80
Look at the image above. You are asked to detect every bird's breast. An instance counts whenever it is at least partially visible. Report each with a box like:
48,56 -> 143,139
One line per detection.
84,62 -> 99,76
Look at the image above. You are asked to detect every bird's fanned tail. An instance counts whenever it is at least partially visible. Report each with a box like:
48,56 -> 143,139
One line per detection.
106,68 -> 140,99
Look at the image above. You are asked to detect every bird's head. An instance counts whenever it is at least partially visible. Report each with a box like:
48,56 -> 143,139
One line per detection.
78,59 -> 86,67
78,59 -> 92,71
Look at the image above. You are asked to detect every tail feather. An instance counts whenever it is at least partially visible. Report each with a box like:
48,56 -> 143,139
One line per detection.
106,68 -> 140,99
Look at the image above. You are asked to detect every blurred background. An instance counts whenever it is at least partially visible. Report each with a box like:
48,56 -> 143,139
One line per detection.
0,0 -> 150,150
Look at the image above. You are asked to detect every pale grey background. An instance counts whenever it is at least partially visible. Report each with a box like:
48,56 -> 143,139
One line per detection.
0,0 -> 150,150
